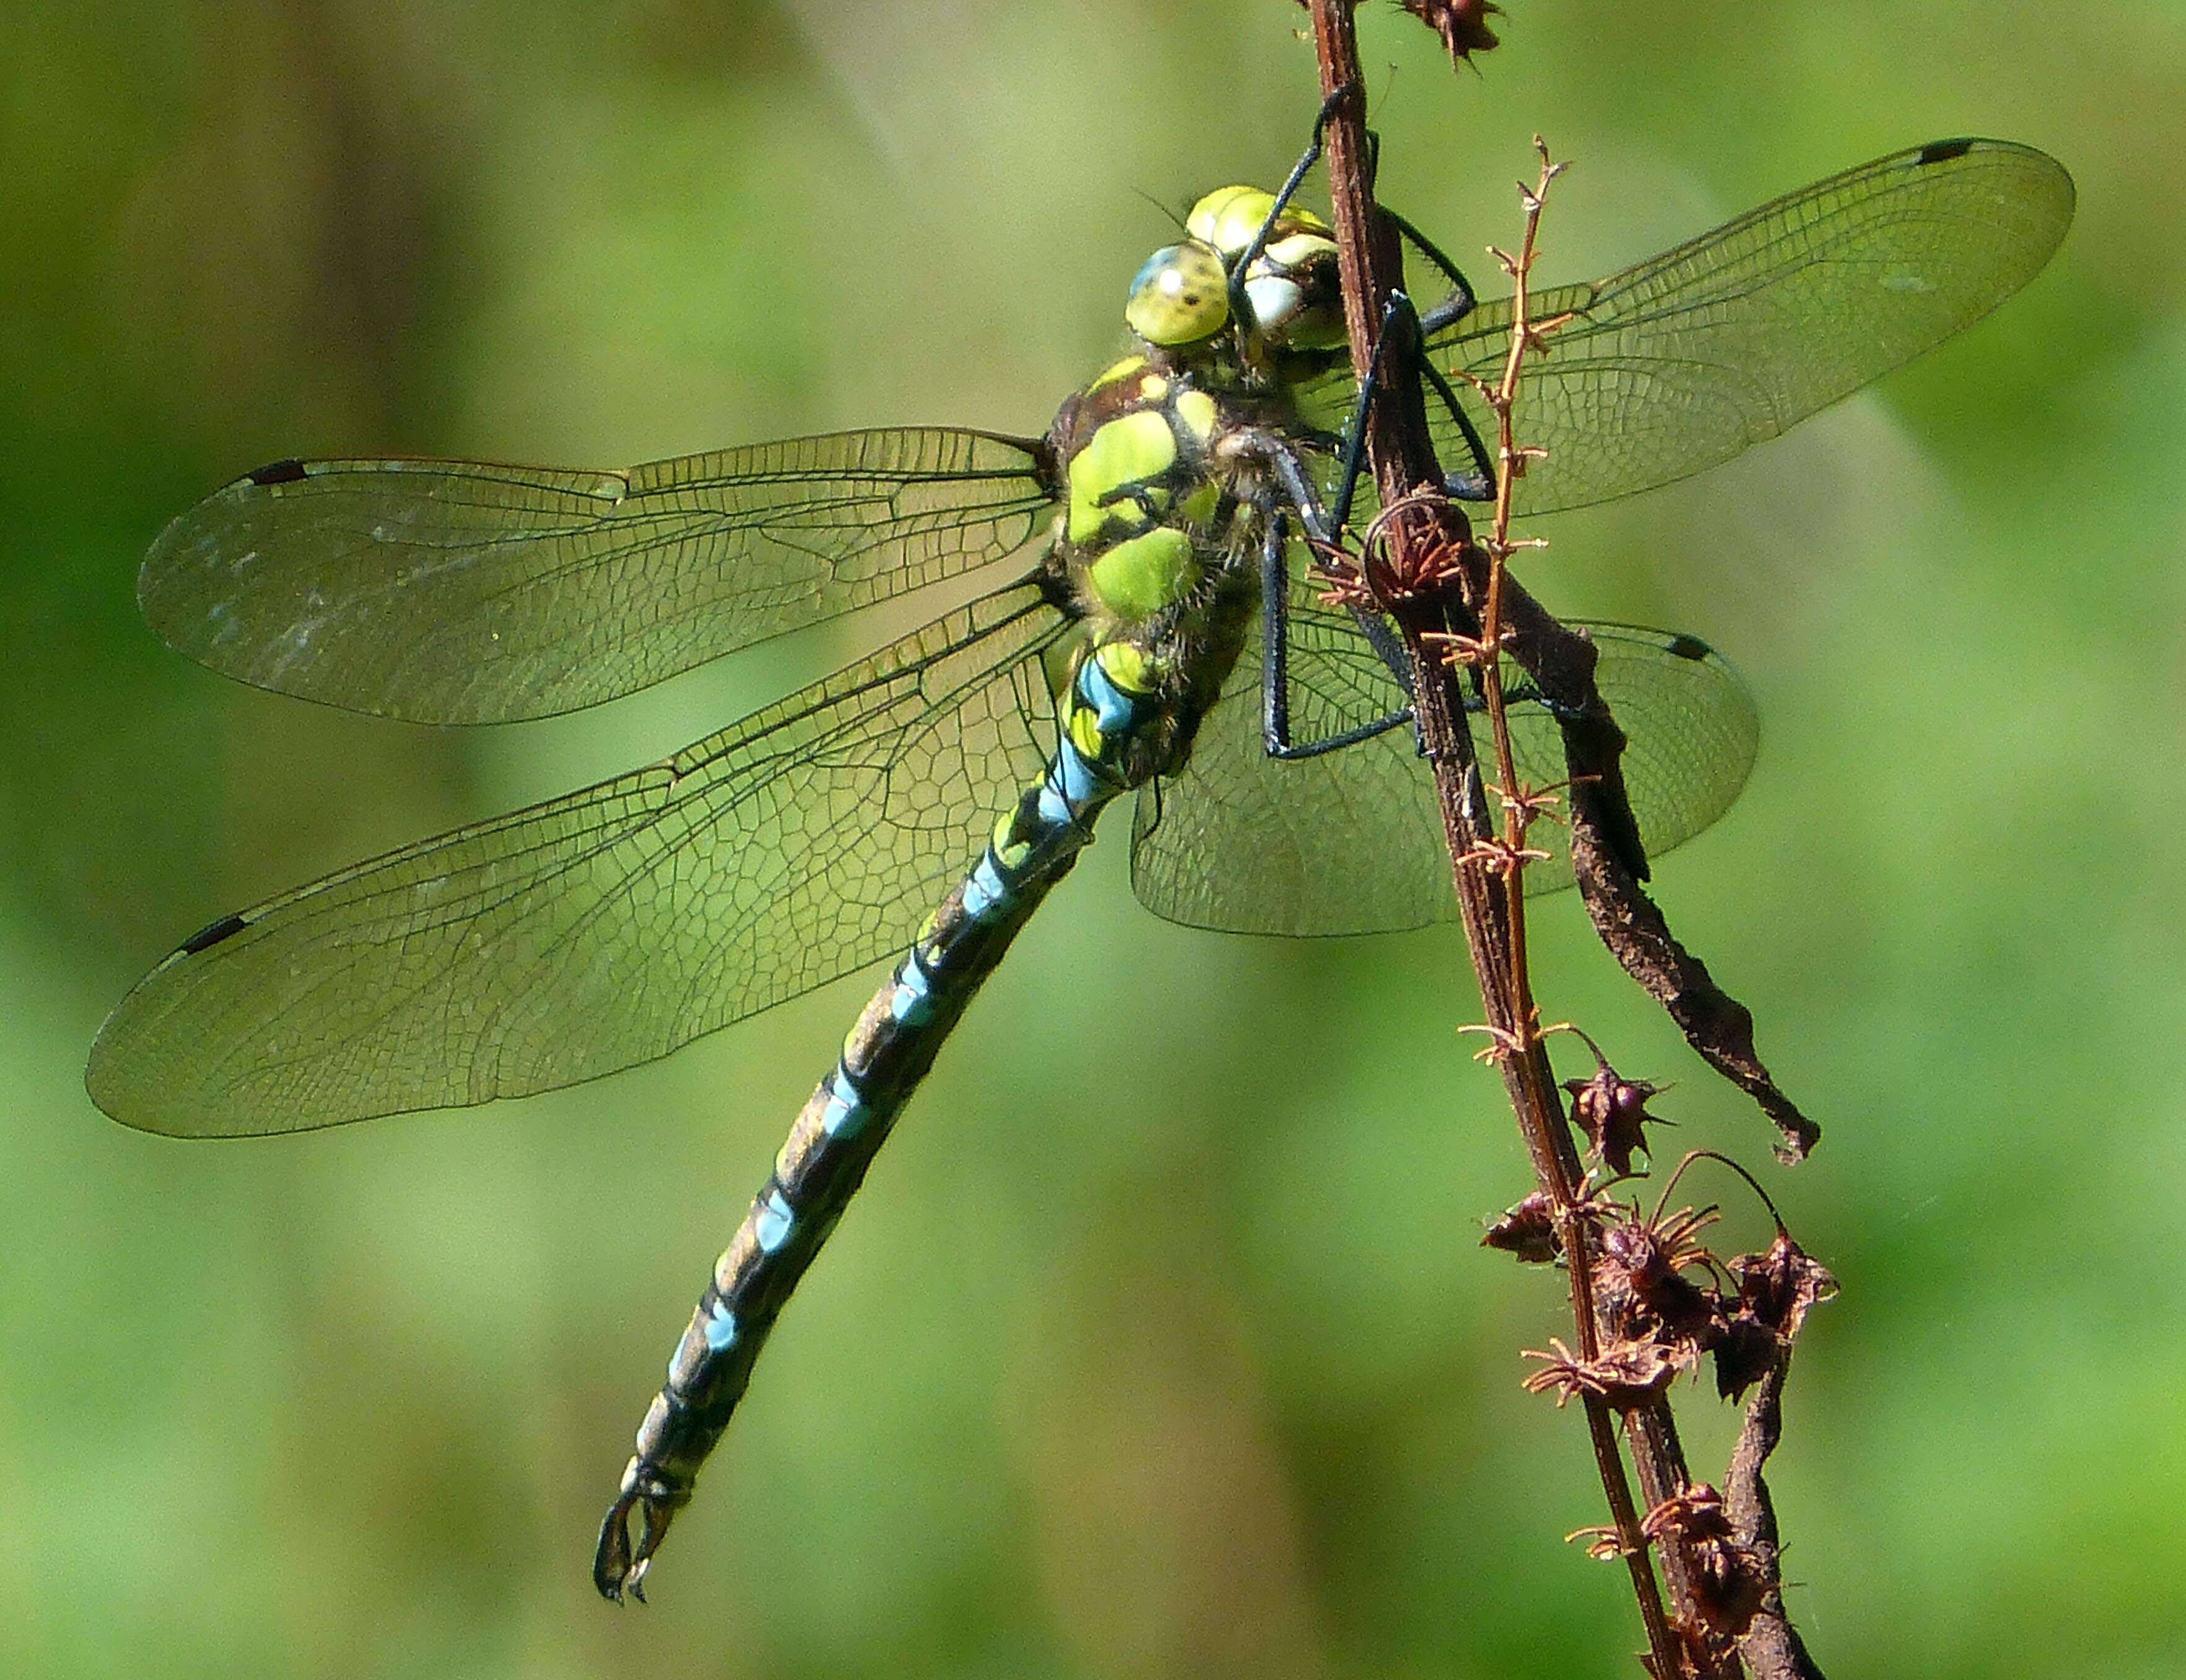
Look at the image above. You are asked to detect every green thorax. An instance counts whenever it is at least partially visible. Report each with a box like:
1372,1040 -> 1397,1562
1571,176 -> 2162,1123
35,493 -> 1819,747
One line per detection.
1038,185 -> 1346,771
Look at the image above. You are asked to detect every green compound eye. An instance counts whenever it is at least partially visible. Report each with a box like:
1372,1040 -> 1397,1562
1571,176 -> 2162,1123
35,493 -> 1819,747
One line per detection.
1124,242 -> 1230,347
1186,185 -> 1333,260
1186,186 -> 1277,259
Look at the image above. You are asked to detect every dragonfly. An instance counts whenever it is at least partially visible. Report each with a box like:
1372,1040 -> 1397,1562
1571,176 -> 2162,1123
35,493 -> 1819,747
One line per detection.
86,134 -> 2073,1599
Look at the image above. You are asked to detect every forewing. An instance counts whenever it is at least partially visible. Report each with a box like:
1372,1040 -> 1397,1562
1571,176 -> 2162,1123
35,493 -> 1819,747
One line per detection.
1130,594 -> 1758,935
1300,140 -> 2073,514
88,581 -> 1071,1136
140,427 -> 1058,722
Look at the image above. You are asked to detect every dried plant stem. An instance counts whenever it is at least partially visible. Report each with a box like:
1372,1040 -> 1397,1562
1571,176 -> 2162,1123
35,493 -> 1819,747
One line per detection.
1302,7 -> 1716,1674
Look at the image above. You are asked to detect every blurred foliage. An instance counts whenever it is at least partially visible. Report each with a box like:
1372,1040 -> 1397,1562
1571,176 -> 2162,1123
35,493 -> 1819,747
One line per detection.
4,1 -> 2185,1675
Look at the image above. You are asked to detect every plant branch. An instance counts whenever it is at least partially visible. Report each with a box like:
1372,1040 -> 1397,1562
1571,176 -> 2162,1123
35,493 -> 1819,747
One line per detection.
1299,7 -> 1688,1672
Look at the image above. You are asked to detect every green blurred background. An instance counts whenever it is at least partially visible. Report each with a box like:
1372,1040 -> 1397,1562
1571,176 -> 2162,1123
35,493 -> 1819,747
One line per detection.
5,1 -> 2182,1674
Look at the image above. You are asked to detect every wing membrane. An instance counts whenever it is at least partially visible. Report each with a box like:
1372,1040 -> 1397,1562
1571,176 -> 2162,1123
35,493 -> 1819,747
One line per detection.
139,427 -> 1058,722
1130,593 -> 1757,936
1301,139 -> 2073,514
88,582 -> 1072,1136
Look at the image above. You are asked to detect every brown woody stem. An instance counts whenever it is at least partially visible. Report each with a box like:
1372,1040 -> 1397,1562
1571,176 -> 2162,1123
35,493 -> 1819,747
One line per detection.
1302,6 -> 1724,1673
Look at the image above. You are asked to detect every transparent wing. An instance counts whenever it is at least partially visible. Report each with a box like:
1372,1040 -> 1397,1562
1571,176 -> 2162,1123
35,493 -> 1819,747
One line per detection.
139,427 -> 1058,722
1131,587 -> 1450,936
1130,590 -> 1757,937
88,581 -> 1073,1137
1301,139 -> 2073,514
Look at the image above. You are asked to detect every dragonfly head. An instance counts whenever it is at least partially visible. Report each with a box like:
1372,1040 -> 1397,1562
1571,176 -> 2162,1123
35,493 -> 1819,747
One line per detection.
1125,187 -> 1347,362
1195,186 -> 1346,354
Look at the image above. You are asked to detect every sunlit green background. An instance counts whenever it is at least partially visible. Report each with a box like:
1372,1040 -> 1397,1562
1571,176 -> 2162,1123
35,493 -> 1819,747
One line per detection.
6,1 -> 2182,1674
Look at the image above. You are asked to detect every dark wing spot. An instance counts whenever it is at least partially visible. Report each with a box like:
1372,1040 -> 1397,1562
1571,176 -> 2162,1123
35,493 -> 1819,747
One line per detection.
245,458 -> 309,486
1916,138 -> 1976,165
178,911 -> 250,955
1664,634 -> 1714,662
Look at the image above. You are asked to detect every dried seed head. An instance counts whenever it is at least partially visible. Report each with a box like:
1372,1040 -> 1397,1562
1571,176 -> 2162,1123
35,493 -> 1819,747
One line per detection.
1592,1202 -> 1730,1377
1644,1484 -> 1770,1654
1482,1192 -> 1560,1264
1711,1315 -> 1781,1402
1522,1334 -> 1687,1409
1641,1482 -> 1731,1545
1397,0 -> 1502,63
1563,1058 -> 1671,1175
1712,1233 -> 1838,1400
1734,1233 -> 1838,1341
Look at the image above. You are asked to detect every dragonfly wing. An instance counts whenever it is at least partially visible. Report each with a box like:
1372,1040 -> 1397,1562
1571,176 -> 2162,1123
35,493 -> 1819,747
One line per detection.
141,427 -> 1059,722
1130,588 -> 1758,935
1299,139 -> 2073,514
1131,585 -> 1451,937
1578,623 -> 1760,875
88,580 -> 1071,1136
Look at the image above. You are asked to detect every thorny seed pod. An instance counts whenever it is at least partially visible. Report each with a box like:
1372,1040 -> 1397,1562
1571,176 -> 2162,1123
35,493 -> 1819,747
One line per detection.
1563,1055 -> 1671,1176
1397,0 -> 1502,62
1522,1334 -> 1688,1409
1734,1233 -> 1838,1340
1595,1203 -> 1728,1356
1712,1313 -> 1781,1402
1640,1481 -> 1732,1546
1713,1232 -> 1838,1400
1643,1485 -> 1770,1651
1482,1191 -> 1560,1263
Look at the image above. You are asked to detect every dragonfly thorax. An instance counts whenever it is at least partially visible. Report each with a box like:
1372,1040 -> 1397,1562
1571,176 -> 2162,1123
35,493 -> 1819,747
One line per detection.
1052,355 -> 1219,623
1050,186 -> 1346,638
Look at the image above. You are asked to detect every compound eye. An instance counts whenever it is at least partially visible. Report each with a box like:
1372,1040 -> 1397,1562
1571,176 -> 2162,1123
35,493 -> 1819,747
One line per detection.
1124,242 -> 1231,346
1185,186 -> 1277,260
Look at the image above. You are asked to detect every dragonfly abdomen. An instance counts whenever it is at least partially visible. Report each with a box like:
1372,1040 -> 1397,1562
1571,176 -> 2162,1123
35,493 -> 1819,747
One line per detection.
594,639 -> 1172,1600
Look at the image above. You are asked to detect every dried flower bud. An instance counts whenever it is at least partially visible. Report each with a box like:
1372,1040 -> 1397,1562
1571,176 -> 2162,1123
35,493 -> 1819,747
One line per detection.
1596,1208 -> 1726,1354
1522,1334 -> 1687,1409
1398,0 -> 1501,63
1563,1059 -> 1670,1175
1712,1233 -> 1837,1399
1733,1234 -> 1838,1341
1644,1484 -> 1769,1649
1641,1481 -> 1731,1544
1483,1191 -> 1561,1263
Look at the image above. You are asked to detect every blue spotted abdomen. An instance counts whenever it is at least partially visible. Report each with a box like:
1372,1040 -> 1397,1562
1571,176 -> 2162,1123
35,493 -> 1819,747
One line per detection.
594,634 -> 1175,1599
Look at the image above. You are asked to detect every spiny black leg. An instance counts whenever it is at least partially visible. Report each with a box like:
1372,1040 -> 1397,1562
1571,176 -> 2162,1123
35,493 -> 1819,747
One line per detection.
1327,291 -> 1426,534
1229,84 -> 1351,302
1259,507 -> 1415,762
1265,441 -> 1337,548
1260,508 -> 1296,754
1283,84 -> 1351,221
1364,212 -> 1495,498
1253,433 -> 1410,693
1417,355 -> 1497,501
1391,210 -> 1480,334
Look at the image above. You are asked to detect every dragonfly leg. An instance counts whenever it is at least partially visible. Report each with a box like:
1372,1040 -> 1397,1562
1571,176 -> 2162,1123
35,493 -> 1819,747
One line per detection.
1418,355 -> 1496,502
1258,509 -> 1416,761
1394,210 -> 1480,335
1388,209 -> 1495,499
1327,289 -> 1495,517
1327,288 -> 1493,532
1226,83 -> 1354,308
